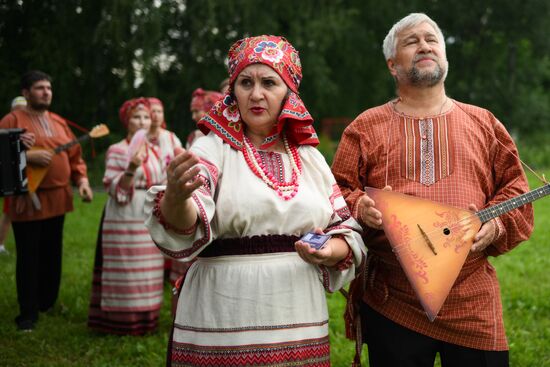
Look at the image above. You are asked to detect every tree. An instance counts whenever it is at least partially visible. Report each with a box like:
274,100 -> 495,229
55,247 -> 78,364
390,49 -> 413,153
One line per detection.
1,0 -> 549,142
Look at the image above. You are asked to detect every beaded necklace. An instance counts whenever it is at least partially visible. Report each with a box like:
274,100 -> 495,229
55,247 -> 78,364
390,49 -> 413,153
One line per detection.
242,134 -> 302,200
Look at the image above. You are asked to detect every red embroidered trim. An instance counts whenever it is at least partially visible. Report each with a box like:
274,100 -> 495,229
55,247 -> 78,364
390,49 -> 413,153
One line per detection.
492,217 -> 503,242
170,336 -> 330,366
153,191 -> 197,235
158,194 -> 210,259
334,245 -> 354,271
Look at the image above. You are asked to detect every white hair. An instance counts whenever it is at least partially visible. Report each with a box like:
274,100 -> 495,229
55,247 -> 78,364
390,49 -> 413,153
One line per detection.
382,13 -> 446,61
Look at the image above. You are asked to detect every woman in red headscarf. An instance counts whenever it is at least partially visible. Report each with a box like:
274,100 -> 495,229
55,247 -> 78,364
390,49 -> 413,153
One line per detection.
146,97 -> 183,201
147,97 -> 186,287
88,98 -> 173,335
186,88 -> 223,149
144,36 -> 365,365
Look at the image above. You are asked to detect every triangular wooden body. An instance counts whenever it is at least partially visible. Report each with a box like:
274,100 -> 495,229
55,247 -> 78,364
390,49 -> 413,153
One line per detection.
24,124 -> 109,193
366,188 -> 481,321
26,148 -> 50,193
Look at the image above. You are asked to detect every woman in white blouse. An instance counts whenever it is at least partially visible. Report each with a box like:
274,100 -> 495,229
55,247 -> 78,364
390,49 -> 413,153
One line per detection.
145,36 -> 365,366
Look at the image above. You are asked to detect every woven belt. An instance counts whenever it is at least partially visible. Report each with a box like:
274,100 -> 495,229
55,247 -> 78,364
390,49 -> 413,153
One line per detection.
199,235 -> 299,257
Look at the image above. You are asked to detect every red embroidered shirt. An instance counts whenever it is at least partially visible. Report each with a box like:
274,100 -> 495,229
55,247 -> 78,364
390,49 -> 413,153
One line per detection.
332,100 -> 534,351
0,109 -> 88,221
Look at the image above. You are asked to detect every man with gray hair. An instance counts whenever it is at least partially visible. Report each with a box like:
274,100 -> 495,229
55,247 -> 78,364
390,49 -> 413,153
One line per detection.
332,13 -> 533,367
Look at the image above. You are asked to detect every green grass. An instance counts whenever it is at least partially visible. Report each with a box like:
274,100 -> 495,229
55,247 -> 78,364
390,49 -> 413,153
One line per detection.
0,193 -> 172,366
0,170 -> 549,366
494,172 -> 550,366
516,134 -> 550,170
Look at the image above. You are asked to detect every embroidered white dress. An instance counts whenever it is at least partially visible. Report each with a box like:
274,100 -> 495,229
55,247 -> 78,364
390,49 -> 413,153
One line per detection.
88,129 -> 182,334
144,132 -> 365,365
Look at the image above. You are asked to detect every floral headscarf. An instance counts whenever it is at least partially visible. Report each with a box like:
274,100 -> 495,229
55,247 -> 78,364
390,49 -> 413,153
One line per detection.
190,88 -> 224,112
198,35 -> 319,150
118,97 -> 151,128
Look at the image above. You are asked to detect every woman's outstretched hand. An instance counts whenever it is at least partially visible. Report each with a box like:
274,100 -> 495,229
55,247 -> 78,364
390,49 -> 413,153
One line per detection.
160,148 -> 203,231
165,148 -> 203,202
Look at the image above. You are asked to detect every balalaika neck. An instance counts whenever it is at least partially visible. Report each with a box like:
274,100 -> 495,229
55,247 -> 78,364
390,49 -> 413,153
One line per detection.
53,134 -> 90,154
477,184 -> 550,223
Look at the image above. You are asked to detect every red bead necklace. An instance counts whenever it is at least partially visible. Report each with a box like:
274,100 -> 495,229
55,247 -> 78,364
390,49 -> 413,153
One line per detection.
242,135 -> 302,200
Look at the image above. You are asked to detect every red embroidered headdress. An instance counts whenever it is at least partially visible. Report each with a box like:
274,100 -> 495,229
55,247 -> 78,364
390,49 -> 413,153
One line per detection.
119,97 -> 151,128
198,35 -> 319,150
148,97 -> 163,107
190,88 -> 224,112
148,97 -> 167,129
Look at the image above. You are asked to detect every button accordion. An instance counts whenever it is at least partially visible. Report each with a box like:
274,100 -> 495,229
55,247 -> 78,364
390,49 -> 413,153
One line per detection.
0,128 -> 28,196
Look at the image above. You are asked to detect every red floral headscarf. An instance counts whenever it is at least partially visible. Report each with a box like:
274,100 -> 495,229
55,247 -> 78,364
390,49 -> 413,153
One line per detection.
197,35 -> 319,150
118,97 -> 151,128
190,88 -> 224,112
148,97 -> 167,129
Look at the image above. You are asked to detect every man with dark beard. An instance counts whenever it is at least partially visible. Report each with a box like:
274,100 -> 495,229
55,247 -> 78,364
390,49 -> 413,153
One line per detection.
332,13 -> 533,367
0,70 -> 93,331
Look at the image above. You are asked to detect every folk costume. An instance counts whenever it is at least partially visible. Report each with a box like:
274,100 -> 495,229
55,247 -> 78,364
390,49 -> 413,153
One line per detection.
0,107 -> 89,327
145,35 -> 365,366
331,100 -> 534,353
146,96 -> 187,285
148,97 -> 168,129
88,98 -> 182,335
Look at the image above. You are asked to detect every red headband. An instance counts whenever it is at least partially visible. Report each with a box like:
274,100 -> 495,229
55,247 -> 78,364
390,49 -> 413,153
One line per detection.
148,97 -> 163,108
118,97 -> 151,128
148,97 -> 167,129
190,88 -> 223,112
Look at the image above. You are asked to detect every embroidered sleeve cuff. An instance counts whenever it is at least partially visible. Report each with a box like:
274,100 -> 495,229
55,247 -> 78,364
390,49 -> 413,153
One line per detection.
330,235 -> 354,271
333,247 -> 354,271
153,190 -> 198,235
492,217 -> 505,242
352,196 -> 362,223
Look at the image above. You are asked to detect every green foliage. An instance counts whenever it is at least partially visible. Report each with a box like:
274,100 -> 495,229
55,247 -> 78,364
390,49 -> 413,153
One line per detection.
1,0 -> 549,142
516,133 -> 550,170
316,133 -> 338,166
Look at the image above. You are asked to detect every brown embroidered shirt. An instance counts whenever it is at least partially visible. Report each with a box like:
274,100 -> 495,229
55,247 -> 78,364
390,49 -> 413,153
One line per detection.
332,100 -> 534,350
